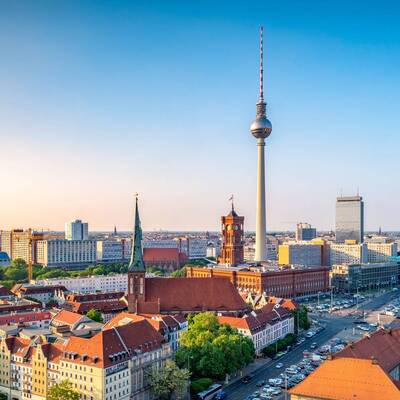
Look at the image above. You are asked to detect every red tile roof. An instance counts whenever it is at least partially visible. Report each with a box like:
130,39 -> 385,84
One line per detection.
52,310 -> 85,327
0,286 -> 14,297
64,299 -> 126,314
144,278 -> 248,313
66,292 -> 124,302
144,248 -> 180,262
0,311 -> 51,326
337,328 -> 400,373
219,306 -> 292,334
289,357 -> 400,400
63,319 -> 164,368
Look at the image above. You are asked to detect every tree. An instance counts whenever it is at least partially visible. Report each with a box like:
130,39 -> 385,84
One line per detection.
147,360 -> 190,400
0,392 -> 7,400
292,305 -> 310,334
171,267 -> 186,278
86,308 -> 103,323
4,259 -> 27,281
175,312 -> 255,379
47,380 -> 79,400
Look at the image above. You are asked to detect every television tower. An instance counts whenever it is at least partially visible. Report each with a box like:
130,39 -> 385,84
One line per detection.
250,27 -> 272,262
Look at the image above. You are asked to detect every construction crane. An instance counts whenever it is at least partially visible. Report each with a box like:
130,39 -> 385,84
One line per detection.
28,239 -> 33,282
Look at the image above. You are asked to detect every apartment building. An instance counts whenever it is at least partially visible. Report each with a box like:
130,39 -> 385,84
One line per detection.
278,241 -> 322,267
96,239 -> 132,263
35,274 -> 129,293
329,242 -> 368,265
219,304 -> 294,354
0,319 -> 172,400
367,242 -> 398,263
36,239 -> 96,267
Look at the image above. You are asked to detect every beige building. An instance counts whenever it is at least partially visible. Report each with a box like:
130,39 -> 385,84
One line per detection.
279,241 -> 322,267
0,319 -> 172,400
366,242 -> 397,263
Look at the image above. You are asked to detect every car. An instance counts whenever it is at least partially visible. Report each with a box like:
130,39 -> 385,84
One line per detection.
275,362 -> 283,369
310,342 -> 318,349
259,395 -> 272,400
215,391 -> 227,400
241,375 -> 253,384
256,380 -> 265,387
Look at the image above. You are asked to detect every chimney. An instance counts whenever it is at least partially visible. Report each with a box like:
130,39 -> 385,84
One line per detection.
371,356 -> 378,365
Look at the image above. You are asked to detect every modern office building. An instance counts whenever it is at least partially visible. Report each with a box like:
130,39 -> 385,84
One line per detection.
278,241 -> 322,267
329,242 -> 368,265
36,239 -> 96,267
65,219 -> 89,241
335,195 -> 364,243
330,262 -> 399,292
296,223 -> 317,241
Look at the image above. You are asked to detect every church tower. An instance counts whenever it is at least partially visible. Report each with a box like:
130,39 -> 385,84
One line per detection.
219,200 -> 244,266
127,196 -> 146,313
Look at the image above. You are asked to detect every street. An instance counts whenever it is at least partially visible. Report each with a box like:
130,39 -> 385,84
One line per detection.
223,289 -> 400,400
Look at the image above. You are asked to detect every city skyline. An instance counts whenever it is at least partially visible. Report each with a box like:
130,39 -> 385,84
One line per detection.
1,1 -> 400,231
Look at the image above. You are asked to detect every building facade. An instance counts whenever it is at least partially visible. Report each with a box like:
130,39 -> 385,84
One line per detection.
329,242 -> 367,265
278,241 -> 322,267
187,265 -> 330,298
335,195 -> 364,243
0,320 -> 172,400
36,239 -> 96,267
367,242 -> 398,263
35,274 -> 129,293
219,206 -> 244,266
330,262 -> 399,292
219,305 -> 294,355
96,239 -> 132,263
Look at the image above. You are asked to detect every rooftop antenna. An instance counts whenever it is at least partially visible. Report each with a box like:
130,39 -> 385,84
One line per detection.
229,195 -> 234,212
259,26 -> 264,100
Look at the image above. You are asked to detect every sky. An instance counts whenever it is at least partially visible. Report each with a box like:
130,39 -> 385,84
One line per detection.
0,0 -> 399,232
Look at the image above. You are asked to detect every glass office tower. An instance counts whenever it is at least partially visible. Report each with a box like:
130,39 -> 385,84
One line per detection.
335,196 -> 364,243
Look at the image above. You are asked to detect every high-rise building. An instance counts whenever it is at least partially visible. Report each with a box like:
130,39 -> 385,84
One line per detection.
65,219 -> 88,241
219,204 -> 244,266
250,27 -> 272,262
335,195 -> 364,243
296,223 -> 317,241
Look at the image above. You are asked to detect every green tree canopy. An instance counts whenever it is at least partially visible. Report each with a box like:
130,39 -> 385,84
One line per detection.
4,259 -> 27,281
292,305 -> 310,333
147,360 -> 190,400
171,266 -> 186,278
47,380 -> 79,400
86,308 -> 103,323
175,312 -> 255,379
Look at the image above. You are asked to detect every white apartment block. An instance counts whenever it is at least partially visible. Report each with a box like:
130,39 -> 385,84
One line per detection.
219,307 -> 294,355
35,274 -> 128,293
96,239 -> 132,263
329,243 -> 368,266
36,239 -> 96,267
244,244 -> 277,262
367,242 -> 398,263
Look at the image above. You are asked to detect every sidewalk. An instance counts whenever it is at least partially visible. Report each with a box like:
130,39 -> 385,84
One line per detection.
222,357 -> 272,386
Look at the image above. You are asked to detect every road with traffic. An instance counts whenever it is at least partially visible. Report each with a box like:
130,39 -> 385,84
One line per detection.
223,289 -> 399,400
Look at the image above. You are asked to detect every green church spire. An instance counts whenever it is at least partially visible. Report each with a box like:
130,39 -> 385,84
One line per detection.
128,195 -> 145,272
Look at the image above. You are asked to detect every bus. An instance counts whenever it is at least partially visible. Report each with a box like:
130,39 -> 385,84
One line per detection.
197,384 -> 224,400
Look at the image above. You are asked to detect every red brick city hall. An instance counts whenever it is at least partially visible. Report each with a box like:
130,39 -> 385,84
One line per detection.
186,265 -> 330,298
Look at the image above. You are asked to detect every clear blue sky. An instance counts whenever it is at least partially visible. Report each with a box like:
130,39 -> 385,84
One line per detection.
1,1 -> 399,231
